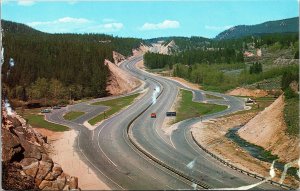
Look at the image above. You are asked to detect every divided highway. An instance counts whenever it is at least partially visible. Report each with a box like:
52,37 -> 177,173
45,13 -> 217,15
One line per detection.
46,56 -> 280,190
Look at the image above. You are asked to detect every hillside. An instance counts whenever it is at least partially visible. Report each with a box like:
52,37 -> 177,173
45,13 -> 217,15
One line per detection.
1,20 -> 44,35
1,20 -> 142,104
238,95 -> 299,163
216,17 -> 299,40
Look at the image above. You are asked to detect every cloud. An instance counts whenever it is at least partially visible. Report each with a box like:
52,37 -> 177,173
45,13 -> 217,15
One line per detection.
205,25 -> 233,31
102,18 -> 116,23
27,17 -> 91,27
103,22 -> 123,30
18,0 -> 35,6
82,22 -> 124,33
140,20 -> 180,30
57,17 -> 90,24
27,17 -> 124,33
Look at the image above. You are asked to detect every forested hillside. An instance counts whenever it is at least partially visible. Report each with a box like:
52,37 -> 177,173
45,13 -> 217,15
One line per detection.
2,20 -> 142,103
144,32 -> 299,92
216,17 -> 298,40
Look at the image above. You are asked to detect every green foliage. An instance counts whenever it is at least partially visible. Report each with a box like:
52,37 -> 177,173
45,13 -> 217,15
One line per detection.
26,114 -> 69,131
281,67 -> 299,91
294,49 -> 299,59
175,89 -> 227,122
89,93 -> 140,125
63,111 -> 85,121
284,97 -> 299,136
284,87 -> 298,99
2,20 -> 142,101
215,17 -> 298,40
144,48 -> 244,69
249,62 -> 262,74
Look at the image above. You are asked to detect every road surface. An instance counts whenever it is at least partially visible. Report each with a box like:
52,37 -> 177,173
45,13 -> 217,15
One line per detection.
46,56 -> 280,190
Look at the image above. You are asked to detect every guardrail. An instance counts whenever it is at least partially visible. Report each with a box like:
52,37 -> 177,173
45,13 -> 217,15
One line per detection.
125,77 -> 211,189
190,132 -> 295,190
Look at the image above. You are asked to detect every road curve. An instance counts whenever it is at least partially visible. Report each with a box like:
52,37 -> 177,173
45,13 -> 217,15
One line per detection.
46,56 -> 280,190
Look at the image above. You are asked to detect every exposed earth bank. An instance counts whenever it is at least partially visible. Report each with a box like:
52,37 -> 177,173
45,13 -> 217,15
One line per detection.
227,87 -> 268,97
191,95 -> 299,187
238,95 -> 299,163
105,59 -> 141,95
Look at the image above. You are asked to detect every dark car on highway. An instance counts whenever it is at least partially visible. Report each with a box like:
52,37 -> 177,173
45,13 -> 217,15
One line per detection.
41,109 -> 51,113
53,106 -> 61,109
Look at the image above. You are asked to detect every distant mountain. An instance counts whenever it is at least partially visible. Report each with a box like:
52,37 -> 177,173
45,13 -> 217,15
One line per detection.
215,17 -> 299,40
1,20 -> 44,35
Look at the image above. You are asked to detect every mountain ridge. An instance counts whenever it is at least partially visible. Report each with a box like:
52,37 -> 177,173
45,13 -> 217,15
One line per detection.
215,17 -> 299,40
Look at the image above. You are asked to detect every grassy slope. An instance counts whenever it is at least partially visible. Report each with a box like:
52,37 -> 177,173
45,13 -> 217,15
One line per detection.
16,108 -> 69,132
26,114 -> 68,131
88,93 -> 140,125
284,97 -> 299,136
175,89 -> 227,122
63,111 -> 85,120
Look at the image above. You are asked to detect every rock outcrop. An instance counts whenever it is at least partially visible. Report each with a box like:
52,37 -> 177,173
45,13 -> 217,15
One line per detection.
2,103 -> 80,190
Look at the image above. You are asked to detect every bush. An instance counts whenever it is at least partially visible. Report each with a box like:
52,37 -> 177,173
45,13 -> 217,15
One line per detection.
284,87 -> 298,99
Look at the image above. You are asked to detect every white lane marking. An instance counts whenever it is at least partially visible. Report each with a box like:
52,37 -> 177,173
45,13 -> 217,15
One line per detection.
76,129 -> 125,190
97,121 -> 118,167
170,133 -> 176,149
92,129 -> 94,141
122,128 -> 181,190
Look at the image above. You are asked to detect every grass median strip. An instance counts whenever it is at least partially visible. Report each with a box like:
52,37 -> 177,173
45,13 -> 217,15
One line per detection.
176,89 -> 227,123
205,93 -> 223,100
63,111 -> 85,120
16,108 -> 69,132
26,114 -> 69,132
88,93 -> 140,125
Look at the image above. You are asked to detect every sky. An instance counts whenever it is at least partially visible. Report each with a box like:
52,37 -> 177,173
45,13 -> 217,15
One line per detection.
1,0 -> 299,39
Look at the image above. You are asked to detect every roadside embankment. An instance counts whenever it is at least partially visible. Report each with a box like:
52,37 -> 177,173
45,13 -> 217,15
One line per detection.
227,87 -> 268,97
191,96 -> 299,187
105,59 -> 141,95
238,95 -> 299,163
37,128 -> 110,190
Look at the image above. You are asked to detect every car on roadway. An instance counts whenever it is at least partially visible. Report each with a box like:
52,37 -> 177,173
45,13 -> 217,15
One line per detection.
151,113 -> 156,118
53,106 -> 61,109
41,109 -> 51,113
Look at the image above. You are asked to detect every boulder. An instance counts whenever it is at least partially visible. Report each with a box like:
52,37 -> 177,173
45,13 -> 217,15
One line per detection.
21,140 -> 42,160
20,158 -> 39,178
56,172 -> 67,190
2,129 -> 23,162
51,163 -> 63,178
35,161 -> 53,186
68,176 -> 78,189
41,153 -> 53,163
39,180 -> 52,190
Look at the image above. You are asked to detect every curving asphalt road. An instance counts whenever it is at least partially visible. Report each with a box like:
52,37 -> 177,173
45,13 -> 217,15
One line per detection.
46,56 -> 280,190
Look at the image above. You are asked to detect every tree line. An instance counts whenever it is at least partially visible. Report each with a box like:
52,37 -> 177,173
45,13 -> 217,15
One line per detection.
144,48 -> 244,69
2,20 -> 142,104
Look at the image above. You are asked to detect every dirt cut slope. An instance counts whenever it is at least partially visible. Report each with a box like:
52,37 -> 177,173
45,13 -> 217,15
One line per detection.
227,87 -> 268,97
238,95 -> 299,163
105,59 -> 141,95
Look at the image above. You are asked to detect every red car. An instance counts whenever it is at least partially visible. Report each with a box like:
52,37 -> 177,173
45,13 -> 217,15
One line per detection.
151,113 -> 156,118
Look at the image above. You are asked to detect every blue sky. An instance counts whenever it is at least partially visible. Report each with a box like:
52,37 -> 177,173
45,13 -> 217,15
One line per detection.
1,0 -> 299,39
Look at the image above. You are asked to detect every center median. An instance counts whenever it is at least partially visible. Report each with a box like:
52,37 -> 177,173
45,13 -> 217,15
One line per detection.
124,77 -> 211,189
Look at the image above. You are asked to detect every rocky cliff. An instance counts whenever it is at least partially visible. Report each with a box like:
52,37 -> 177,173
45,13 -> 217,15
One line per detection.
2,104 -> 80,190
